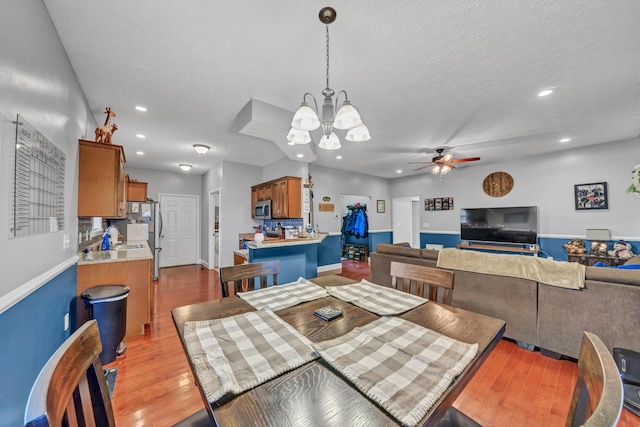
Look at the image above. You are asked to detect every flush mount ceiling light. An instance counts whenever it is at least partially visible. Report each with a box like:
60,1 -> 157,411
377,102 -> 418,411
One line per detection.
135,106 -> 147,112
136,134 -> 146,139
193,144 -> 210,154
287,7 -> 371,151
559,137 -> 572,143
537,87 -> 556,97
179,164 -> 192,171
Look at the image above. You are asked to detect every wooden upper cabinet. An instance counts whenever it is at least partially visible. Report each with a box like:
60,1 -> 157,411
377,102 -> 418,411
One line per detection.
78,139 -> 127,218
251,176 -> 302,219
127,179 -> 148,202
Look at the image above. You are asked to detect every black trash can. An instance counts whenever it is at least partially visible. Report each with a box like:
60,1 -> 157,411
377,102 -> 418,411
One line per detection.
81,285 -> 130,365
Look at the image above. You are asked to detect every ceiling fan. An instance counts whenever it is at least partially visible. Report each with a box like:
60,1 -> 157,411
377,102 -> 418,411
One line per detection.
409,148 -> 480,176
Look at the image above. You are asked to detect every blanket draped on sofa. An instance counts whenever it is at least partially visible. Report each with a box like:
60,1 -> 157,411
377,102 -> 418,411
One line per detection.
436,248 -> 585,289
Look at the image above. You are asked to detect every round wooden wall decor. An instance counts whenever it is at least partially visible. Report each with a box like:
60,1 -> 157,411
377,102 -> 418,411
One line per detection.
482,172 -> 514,197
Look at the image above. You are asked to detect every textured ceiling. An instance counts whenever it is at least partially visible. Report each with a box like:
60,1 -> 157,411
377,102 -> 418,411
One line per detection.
43,1 -> 640,178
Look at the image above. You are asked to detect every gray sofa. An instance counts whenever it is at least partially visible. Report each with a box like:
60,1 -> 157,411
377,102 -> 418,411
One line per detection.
370,244 -> 640,359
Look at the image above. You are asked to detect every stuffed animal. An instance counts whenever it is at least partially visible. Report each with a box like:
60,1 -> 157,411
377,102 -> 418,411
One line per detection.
562,238 -> 586,254
608,240 -> 635,259
590,241 -> 609,256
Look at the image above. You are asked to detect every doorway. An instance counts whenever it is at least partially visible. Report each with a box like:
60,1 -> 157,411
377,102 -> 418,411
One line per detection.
392,196 -> 420,248
158,194 -> 199,268
208,190 -> 220,269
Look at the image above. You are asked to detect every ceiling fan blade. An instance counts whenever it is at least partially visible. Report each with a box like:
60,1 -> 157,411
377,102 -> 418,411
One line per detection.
413,164 -> 434,171
450,157 -> 481,163
408,161 -> 435,165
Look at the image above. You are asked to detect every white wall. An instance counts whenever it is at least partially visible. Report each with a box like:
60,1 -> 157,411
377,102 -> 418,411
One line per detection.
389,138 -> 640,240
263,158 -> 308,183
0,0 -> 94,301
219,161 -> 263,267
125,166 -> 202,201
309,164 -> 392,233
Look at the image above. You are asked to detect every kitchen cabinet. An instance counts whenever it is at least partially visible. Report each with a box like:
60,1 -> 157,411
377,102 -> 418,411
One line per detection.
78,139 -> 127,218
127,178 -> 148,201
250,176 -> 302,219
77,258 -> 152,337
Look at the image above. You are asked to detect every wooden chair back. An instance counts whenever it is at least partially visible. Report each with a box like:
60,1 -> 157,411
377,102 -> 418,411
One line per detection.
219,260 -> 279,297
390,261 -> 455,304
565,332 -> 623,427
24,319 -> 115,427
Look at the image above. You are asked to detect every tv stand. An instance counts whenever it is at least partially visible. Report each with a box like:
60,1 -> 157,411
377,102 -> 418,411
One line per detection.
455,243 -> 539,257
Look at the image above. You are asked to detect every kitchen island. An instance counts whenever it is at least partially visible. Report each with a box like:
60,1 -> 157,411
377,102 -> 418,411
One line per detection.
244,233 -> 328,284
77,241 -> 153,337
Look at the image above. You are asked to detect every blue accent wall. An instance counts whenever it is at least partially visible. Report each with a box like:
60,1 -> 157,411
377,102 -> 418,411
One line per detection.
0,265 -> 77,427
318,235 -> 342,266
249,244 -> 318,284
369,231 -> 393,252
420,233 -> 640,261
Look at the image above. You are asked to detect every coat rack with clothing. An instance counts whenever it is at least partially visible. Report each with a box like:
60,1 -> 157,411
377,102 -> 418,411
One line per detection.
341,203 -> 369,261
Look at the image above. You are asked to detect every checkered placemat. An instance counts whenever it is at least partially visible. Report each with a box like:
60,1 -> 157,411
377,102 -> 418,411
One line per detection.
313,316 -> 478,427
238,277 -> 329,311
183,308 -> 317,404
325,279 -> 428,315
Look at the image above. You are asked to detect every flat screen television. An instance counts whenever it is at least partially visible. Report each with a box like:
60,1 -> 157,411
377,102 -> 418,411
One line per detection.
460,206 -> 538,245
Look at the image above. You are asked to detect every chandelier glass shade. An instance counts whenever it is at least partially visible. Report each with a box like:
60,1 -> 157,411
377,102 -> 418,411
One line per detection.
289,7 -> 370,151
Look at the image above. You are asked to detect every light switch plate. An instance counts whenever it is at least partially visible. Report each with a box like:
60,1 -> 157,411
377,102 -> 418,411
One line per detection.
63,234 -> 70,249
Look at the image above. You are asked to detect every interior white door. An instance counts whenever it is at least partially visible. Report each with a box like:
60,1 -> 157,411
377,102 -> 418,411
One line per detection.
392,196 -> 419,246
159,194 -> 198,268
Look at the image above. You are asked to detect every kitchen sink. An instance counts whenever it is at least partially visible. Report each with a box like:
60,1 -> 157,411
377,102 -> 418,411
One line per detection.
115,244 -> 145,250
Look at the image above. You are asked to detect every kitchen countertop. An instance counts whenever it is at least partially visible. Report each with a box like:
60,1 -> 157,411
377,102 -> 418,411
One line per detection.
77,240 -> 153,265
246,232 -> 328,249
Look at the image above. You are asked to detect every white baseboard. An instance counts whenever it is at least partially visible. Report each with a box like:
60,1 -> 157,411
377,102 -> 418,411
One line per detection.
317,263 -> 342,276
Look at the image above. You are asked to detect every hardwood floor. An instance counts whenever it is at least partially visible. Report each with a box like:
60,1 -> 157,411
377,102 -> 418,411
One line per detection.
105,260 -> 639,426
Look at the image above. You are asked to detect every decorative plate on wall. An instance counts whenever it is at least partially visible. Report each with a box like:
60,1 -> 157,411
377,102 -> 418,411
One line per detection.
482,171 -> 514,197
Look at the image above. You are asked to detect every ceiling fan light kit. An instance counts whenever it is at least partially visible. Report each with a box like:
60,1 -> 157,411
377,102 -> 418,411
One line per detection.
411,147 -> 480,176
289,7 -> 370,151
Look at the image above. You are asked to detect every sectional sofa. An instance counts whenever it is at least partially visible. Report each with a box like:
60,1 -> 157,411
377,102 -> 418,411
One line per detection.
370,243 -> 640,359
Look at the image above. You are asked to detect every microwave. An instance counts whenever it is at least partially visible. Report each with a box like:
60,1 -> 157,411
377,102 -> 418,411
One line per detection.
254,200 -> 272,220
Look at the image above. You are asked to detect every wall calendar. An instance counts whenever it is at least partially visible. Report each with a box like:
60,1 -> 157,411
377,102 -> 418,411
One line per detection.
10,114 -> 65,238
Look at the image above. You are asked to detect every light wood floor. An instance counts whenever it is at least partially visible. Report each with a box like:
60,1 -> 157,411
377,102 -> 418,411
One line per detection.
105,260 -> 639,426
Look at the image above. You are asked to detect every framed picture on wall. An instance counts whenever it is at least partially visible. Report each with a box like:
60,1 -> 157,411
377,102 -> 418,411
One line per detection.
376,200 -> 385,213
574,182 -> 608,210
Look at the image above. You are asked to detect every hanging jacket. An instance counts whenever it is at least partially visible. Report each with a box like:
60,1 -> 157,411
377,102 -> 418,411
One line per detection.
354,209 -> 368,238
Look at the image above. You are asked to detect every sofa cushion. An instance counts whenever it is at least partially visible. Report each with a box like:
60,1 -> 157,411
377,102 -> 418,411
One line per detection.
375,244 -> 422,259
625,255 -> 640,265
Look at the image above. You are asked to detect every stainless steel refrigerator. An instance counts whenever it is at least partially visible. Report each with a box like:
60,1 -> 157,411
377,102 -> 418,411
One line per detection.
127,200 -> 162,280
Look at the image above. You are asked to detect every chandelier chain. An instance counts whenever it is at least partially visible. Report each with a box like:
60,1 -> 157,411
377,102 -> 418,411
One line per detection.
325,23 -> 330,89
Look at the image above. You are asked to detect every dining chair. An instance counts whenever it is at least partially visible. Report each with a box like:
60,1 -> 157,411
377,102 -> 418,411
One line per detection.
390,261 -> 455,304
24,319 -> 116,427
566,331 -> 623,427
219,260 -> 279,297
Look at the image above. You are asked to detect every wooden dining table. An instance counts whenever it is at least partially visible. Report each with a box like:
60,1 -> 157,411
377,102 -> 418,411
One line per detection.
171,275 -> 506,427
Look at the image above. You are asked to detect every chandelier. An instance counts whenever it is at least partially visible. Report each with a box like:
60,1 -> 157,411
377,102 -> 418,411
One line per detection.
287,7 -> 370,150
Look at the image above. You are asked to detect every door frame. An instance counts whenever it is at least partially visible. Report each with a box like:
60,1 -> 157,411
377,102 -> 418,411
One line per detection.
158,193 -> 200,268
208,189 -> 220,269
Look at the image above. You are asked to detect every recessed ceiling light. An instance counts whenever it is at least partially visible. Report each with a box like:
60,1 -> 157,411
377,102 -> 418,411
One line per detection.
136,134 -> 146,139
135,106 -> 148,112
537,87 -> 556,97
179,164 -> 192,171
336,155 -> 342,159
136,151 -> 144,155
193,144 -> 210,154
559,137 -> 571,143
396,170 -> 403,174
296,154 -> 304,158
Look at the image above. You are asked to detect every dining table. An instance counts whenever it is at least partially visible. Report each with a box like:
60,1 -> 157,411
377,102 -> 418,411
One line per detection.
171,274 -> 506,427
